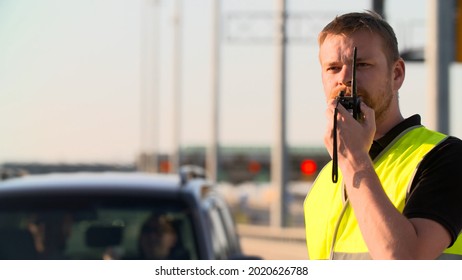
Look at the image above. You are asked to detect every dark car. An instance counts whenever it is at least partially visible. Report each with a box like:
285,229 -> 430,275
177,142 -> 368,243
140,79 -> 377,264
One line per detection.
0,167 -> 258,260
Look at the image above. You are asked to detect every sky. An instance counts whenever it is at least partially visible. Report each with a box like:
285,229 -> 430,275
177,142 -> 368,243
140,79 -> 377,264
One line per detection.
1,0 -> 460,164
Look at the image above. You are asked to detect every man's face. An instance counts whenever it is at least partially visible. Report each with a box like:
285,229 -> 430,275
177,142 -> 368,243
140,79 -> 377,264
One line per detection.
140,216 -> 177,259
319,30 -> 400,124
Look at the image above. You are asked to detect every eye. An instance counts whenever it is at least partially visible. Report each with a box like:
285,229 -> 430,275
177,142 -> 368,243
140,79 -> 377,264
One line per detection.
326,66 -> 341,72
356,62 -> 370,68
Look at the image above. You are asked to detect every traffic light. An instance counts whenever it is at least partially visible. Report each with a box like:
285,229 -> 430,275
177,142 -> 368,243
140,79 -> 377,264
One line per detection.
159,160 -> 171,173
247,160 -> 261,174
300,159 -> 317,176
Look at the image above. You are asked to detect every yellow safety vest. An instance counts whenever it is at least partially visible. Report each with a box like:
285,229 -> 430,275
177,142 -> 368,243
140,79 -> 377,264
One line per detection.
304,125 -> 462,259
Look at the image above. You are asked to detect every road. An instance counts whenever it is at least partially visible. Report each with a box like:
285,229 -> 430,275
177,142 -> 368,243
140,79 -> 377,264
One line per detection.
240,237 -> 307,260
237,224 -> 307,260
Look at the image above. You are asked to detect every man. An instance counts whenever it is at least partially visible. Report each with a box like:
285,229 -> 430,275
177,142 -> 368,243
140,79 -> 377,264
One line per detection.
27,212 -> 74,259
304,11 -> 462,260
138,213 -> 189,259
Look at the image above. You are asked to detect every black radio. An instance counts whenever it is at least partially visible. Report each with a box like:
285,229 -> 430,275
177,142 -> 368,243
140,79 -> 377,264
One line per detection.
332,46 -> 361,183
336,47 -> 361,120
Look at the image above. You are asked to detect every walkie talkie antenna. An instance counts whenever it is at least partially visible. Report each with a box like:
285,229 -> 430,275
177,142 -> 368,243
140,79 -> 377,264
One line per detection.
352,47 -> 358,119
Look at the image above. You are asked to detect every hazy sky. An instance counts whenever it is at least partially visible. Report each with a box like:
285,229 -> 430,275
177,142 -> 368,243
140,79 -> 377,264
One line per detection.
3,0 -> 460,164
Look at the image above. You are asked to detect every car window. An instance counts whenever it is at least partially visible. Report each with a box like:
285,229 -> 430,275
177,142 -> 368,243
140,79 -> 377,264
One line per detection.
0,195 -> 198,260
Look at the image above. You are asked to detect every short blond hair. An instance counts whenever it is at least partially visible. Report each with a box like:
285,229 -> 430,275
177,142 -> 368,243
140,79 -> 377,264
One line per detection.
319,11 -> 400,66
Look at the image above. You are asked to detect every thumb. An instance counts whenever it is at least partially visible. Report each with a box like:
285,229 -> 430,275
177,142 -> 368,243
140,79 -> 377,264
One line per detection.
360,102 -> 376,127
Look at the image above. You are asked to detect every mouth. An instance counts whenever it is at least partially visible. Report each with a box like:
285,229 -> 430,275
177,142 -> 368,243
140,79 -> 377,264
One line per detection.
341,88 -> 363,99
328,85 -> 364,101
330,87 -> 352,99
343,87 -> 357,97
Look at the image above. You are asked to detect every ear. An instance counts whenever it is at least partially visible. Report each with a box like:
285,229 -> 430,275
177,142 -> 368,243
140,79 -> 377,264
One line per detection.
392,58 -> 405,92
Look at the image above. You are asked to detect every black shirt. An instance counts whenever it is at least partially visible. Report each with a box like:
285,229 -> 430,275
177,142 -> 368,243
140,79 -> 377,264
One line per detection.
369,114 -> 462,245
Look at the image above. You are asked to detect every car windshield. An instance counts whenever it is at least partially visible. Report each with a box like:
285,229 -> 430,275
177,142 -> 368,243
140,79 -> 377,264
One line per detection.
0,195 -> 198,260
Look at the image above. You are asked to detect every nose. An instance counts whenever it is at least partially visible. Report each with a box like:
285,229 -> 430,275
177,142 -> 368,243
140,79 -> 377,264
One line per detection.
338,65 -> 352,87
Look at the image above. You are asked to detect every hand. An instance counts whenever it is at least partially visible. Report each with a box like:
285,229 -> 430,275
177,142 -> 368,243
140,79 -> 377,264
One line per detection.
324,100 -> 376,169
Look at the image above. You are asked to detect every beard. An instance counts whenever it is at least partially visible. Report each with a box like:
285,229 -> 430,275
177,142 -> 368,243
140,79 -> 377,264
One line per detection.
358,79 -> 394,125
327,78 -> 395,125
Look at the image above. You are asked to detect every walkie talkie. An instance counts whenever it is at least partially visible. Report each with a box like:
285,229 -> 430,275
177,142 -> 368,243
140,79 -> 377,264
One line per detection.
336,47 -> 361,120
332,47 -> 361,183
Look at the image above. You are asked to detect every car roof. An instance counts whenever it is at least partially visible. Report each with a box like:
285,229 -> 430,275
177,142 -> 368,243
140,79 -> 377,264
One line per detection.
0,172 -> 184,195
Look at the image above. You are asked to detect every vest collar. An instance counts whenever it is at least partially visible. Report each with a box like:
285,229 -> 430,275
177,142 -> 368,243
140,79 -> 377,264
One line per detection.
370,114 -> 422,159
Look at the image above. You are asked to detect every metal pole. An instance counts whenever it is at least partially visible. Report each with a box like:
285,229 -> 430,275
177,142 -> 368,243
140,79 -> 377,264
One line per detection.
427,0 -> 455,134
151,0 -> 161,173
207,0 -> 221,182
139,0 -> 148,171
372,0 -> 385,19
139,0 -> 160,173
171,0 -> 182,173
271,0 -> 288,228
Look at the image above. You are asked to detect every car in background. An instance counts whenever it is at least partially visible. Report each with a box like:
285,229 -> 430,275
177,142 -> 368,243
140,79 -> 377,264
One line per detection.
0,167 -> 259,260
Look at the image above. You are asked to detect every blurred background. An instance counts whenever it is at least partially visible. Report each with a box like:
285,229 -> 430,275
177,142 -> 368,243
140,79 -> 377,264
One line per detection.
1,0 -> 462,259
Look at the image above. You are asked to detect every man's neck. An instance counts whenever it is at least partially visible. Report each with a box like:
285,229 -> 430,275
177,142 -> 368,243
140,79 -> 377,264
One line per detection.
374,113 -> 404,140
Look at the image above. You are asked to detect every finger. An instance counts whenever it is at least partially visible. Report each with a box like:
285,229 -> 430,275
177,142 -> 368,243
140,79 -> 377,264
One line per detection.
359,103 -> 377,136
360,102 -> 375,122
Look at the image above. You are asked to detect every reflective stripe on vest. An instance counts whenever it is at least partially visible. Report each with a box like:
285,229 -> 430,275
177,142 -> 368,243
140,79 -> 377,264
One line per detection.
304,125 -> 460,260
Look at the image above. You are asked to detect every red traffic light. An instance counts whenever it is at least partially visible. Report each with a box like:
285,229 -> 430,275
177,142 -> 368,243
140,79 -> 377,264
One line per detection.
300,159 -> 317,175
159,160 -> 171,173
247,160 -> 261,174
